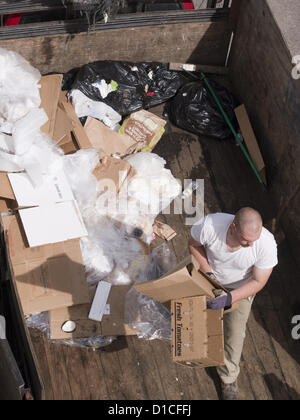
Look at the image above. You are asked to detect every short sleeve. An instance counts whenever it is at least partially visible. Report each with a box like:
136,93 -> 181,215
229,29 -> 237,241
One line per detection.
191,215 -> 212,247
255,234 -> 278,270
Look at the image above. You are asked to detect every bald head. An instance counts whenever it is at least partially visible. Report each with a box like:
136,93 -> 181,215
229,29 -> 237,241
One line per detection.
234,208 -> 263,236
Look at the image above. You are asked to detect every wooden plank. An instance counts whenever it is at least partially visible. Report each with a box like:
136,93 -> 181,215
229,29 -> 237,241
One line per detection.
98,344 -> 126,400
61,345 -> 91,400
111,336 -> 149,400
149,339 -> 183,400
80,348 -> 109,400
0,21 -> 232,74
44,341 -> 73,400
130,337 -> 167,400
29,328 -> 54,401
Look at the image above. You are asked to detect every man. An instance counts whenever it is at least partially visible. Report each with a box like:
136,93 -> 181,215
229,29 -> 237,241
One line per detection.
189,208 -> 278,400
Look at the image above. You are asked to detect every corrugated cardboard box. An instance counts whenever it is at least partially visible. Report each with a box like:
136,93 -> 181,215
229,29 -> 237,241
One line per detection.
135,256 -> 228,368
171,296 -> 224,368
49,285 -> 136,340
2,214 -> 90,316
134,256 -> 216,303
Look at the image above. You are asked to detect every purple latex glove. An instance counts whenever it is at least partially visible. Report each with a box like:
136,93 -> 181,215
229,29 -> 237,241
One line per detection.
207,292 -> 232,310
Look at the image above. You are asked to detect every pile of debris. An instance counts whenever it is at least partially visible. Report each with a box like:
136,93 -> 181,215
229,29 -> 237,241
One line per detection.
0,48 -> 230,367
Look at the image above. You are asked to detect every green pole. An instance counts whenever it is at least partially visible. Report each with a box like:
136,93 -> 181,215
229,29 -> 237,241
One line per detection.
201,72 -> 264,185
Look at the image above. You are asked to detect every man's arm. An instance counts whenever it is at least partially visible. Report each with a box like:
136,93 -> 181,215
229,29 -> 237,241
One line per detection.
230,266 -> 273,304
188,237 -> 212,274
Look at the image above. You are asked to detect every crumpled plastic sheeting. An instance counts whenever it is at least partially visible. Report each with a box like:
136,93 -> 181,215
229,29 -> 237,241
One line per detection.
26,312 -> 116,349
124,243 -> 177,341
63,148 -> 99,212
0,48 -> 41,133
69,89 -> 122,128
80,211 -> 150,287
124,153 -> 181,215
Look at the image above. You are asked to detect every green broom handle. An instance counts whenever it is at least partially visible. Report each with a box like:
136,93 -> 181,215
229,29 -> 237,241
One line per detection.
201,72 -> 264,185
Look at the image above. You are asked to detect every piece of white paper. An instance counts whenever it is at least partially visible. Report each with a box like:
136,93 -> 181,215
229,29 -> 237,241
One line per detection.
19,201 -> 88,247
8,169 -> 74,207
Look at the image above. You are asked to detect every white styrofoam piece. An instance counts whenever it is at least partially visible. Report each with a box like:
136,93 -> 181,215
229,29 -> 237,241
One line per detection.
88,281 -> 112,322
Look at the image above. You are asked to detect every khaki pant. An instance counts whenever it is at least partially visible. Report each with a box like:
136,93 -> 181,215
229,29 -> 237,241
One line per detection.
216,296 -> 255,385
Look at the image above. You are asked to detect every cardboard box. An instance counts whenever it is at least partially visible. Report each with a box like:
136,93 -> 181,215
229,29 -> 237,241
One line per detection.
49,285 -> 136,340
2,214 -> 90,316
171,296 -> 224,367
134,256 -> 216,303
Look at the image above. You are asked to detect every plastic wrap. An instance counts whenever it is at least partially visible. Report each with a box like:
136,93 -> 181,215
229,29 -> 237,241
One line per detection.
63,148 -> 99,212
69,89 -> 122,128
26,312 -> 116,349
167,79 -> 239,140
124,243 -> 177,341
124,152 -> 181,215
0,48 -> 41,132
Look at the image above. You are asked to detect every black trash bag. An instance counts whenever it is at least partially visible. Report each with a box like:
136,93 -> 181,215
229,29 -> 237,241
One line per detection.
166,79 -> 239,140
63,61 -> 182,116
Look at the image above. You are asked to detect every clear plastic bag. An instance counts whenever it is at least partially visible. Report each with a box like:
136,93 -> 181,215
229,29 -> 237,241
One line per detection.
0,48 -> 41,132
124,243 -> 177,341
123,153 -> 181,216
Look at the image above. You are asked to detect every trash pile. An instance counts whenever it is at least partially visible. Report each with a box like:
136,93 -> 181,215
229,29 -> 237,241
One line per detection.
0,49 -> 233,365
0,48 -> 184,349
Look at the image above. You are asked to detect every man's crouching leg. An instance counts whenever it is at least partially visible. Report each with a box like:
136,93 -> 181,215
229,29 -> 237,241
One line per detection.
216,296 -> 255,400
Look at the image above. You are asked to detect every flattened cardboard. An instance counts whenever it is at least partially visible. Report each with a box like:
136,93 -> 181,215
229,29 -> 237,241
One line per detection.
93,156 -> 136,195
153,220 -> 177,241
134,257 -> 215,303
59,91 -> 93,150
0,173 -> 16,200
171,296 -> 224,368
84,117 -> 136,157
0,198 -> 17,213
2,214 -> 90,316
235,104 -> 267,185
49,285 -> 136,340
39,75 -> 63,137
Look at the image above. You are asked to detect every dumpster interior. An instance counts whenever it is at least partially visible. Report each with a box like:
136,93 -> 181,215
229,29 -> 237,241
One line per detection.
0,0 -> 299,401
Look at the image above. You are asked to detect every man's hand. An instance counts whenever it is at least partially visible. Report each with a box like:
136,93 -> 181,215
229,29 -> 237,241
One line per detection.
207,290 -> 232,310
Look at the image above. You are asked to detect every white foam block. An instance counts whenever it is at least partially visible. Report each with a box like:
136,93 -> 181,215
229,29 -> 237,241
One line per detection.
88,281 -> 112,322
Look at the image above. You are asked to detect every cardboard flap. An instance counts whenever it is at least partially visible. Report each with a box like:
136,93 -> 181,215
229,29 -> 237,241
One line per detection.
84,117 -> 136,156
134,257 -> 215,303
0,173 -> 16,200
234,104 -> 267,185
39,75 -> 63,137
59,91 -> 93,150
2,214 -> 89,315
93,156 -> 136,195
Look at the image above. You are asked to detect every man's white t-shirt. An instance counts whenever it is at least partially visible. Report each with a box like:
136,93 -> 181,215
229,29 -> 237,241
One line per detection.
191,213 -> 278,290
